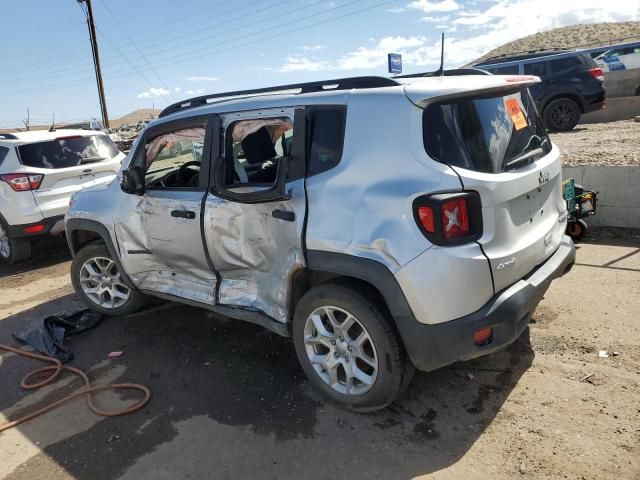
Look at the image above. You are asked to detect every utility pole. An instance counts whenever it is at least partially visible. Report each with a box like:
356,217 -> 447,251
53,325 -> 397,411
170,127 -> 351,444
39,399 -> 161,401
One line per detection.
78,0 -> 109,128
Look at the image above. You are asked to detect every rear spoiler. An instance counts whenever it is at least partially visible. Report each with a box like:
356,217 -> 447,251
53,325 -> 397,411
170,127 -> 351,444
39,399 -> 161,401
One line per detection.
403,75 -> 540,108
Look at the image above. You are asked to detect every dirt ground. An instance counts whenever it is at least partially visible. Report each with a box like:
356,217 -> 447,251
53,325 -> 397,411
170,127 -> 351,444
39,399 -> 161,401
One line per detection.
0,232 -> 639,480
550,119 -> 640,167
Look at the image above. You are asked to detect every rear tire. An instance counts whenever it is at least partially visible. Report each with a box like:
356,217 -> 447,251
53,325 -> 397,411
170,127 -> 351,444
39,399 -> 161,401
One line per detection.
567,219 -> 587,241
292,283 -> 414,412
543,98 -> 581,132
71,242 -> 146,316
0,218 -> 31,264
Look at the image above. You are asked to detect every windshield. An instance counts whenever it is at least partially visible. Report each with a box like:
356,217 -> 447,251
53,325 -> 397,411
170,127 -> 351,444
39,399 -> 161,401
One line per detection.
18,134 -> 120,169
422,88 -> 551,173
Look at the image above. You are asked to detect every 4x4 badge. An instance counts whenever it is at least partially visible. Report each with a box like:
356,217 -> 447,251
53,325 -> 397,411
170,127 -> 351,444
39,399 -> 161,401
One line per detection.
539,170 -> 550,185
496,258 -> 517,270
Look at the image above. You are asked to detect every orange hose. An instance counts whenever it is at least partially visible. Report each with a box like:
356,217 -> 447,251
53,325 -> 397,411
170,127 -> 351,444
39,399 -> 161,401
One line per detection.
0,343 -> 150,433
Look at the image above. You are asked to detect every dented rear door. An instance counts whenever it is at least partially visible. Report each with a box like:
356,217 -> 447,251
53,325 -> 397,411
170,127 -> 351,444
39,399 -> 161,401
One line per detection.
202,108 -> 307,323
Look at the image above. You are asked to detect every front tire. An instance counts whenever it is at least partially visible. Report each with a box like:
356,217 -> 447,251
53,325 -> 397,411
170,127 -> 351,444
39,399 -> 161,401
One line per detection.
71,242 -> 146,316
0,218 -> 31,264
293,283 -> 413,412
543,97 -> 581,131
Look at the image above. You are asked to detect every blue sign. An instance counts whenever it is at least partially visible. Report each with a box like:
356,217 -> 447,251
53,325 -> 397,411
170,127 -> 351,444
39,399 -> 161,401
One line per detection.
388,53 -> 402,74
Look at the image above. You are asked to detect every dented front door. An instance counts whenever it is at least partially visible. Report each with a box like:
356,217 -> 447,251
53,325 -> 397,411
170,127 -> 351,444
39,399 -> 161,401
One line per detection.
113,114 -> 217,304
202,178 -> 306,323
116,189 -> 216,303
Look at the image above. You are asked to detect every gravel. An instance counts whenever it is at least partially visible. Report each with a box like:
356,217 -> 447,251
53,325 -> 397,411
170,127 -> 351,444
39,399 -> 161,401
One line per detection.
550,119 -> 640,167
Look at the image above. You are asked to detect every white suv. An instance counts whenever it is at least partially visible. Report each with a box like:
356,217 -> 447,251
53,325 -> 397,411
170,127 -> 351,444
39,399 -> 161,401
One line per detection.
66,74 -> 575,411
0,130 -> 124,263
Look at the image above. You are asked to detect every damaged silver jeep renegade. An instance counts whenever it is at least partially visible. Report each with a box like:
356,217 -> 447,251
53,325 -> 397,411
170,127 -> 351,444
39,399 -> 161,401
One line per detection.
66,74 -> 575,411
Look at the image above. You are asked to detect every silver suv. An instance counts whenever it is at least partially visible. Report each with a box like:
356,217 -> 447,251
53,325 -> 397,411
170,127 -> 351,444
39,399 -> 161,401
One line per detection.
66,75 -> 575,411
0,130 -> 123,263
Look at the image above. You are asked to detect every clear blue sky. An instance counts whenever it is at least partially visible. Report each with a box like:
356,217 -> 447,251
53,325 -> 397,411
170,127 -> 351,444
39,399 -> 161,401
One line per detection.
0,0 -> 636,128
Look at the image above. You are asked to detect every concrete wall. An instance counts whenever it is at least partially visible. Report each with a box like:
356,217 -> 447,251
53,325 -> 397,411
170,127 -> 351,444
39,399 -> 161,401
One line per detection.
604,69 -> 640,98
580,96 -> 640,123
562,166 -> 640,228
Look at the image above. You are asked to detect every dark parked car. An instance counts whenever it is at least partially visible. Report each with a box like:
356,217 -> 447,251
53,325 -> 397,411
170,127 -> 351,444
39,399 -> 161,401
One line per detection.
474,50 -> 606,131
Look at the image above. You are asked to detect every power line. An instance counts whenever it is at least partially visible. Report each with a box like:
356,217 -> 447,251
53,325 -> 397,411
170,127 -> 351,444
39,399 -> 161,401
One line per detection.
0,0 -> 264,77
77,0 -> 173,107
0,0 -> 330,86
95,0 -> 177,102
1,0 -> 399,98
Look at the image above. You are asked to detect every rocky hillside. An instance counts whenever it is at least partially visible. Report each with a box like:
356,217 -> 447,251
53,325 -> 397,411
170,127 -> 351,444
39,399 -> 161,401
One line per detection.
475,21 -> 640,63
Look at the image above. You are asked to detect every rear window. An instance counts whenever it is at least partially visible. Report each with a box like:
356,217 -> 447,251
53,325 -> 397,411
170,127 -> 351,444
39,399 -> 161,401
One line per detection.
0,146 -> 8,167
18,135 -> 120,169
308,108 -> 346,175
423,89 -> 551,173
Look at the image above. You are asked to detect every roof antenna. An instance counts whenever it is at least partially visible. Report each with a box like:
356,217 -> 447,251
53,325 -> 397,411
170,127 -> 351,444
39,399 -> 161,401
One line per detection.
438,32 -> 445,77
49,113 -> 56,132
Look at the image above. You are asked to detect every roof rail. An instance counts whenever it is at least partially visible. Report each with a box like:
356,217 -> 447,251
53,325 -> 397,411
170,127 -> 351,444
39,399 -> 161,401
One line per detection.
477,48 -> 573,65
394,68 -> 490,78
0,133 -> 18,140
159,76 -> 400,118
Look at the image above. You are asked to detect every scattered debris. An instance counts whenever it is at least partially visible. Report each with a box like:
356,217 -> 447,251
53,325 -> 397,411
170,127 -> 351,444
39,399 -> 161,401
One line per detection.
598,350 -> 609,358
108,351 -> 124,359
13,310 -> 103,363
580,373 -> 595,383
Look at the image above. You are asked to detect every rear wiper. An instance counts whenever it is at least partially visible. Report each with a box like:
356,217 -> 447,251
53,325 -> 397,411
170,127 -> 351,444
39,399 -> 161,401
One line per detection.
503,147 -> 544,171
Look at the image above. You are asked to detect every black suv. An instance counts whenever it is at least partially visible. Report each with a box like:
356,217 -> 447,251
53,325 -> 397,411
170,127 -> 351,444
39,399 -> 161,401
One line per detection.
474,50 -> 606,131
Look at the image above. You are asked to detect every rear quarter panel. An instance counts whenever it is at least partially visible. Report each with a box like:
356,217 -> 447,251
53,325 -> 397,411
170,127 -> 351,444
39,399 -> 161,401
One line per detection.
304,91 -> 462,272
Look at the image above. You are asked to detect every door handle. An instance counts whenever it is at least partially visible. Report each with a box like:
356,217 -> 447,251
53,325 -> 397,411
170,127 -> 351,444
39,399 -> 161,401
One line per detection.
171,210 -> 196,219
272,209 -> 295,222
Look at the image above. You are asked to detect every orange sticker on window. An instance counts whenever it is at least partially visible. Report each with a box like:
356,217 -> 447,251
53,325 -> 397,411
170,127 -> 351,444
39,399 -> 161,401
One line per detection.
505,98 -> 528,130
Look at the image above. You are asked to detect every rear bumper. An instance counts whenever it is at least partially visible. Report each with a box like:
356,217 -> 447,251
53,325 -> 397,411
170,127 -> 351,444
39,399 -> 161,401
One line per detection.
7,215 -> 65,238
400,235 -> 576,372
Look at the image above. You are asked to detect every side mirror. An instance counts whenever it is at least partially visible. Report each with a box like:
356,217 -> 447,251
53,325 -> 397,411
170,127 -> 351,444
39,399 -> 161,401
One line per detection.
121,165 -> 145,195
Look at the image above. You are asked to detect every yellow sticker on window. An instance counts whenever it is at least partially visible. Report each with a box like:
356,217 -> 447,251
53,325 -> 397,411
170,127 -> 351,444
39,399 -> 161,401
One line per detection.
505,98 -> 528,130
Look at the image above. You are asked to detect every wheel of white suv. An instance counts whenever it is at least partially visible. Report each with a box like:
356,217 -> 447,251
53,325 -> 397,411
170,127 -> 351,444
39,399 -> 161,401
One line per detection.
0,217 -> 31,264
71,242 -> 146,316
292,283 -> 414,412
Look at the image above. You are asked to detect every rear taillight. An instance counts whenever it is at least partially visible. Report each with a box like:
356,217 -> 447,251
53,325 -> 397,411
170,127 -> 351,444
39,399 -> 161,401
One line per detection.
588,67 -> 604,82
0,173 -> 44,191
441,197 -> 470,239
417,206 -> 435,233
413,192 -> 482,246
23,224 -> 45,234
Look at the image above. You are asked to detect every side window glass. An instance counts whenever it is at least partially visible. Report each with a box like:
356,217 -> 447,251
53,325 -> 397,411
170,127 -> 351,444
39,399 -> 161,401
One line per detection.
547,57 -> 580,73
0,146 -> 8,167
485,65 -> 519,75
524,61 -> 547,77
309,108 -> 346,175
223,117 -> 293,188
143,126 -> 206,189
